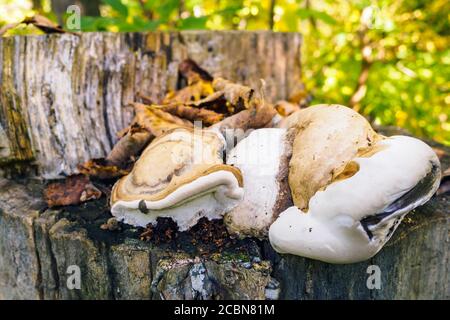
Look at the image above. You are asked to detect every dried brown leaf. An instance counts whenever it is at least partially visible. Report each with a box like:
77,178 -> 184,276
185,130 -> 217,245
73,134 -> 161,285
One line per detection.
43,174 -> 101,207
274,100 -> 301,117
153,104 -> 224,125
1,14 -> 81,37
212,77 -> 256,112
23,15 -> 65,33
211,103 -> 277,135
183,91 -> 228,113
106,124 -> 153,167
178,59 -> 213,84
162,80 -> 214,105
287,88 -> 310,104
136,92 -> 154,105
133,102 -> 193,136
160,60 -> 214,104
78,158 -> 130,180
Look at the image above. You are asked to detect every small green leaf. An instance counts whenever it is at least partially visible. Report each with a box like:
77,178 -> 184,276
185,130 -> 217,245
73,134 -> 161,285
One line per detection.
80,16 -> 98,31
156,0 -> 180,22
178,16 -> 208,30
103,0 -> 129,17
134,17 -> 161,31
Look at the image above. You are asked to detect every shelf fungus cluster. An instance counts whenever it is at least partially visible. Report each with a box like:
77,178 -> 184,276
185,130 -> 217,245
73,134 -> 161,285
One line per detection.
110,103 -> 441,264
37,59 -> 440,264
103,60 -> 441,264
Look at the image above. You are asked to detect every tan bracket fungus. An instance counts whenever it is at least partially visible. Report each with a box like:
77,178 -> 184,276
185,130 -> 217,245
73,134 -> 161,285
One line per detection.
110,127 -> 244,231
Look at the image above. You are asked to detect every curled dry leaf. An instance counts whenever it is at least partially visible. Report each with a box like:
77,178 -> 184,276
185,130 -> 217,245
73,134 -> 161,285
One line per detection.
212,77 -> 255,112
161,59 -> 214,104
274,100 -> 301,117
184,91 -> 228,112
211,103 -> 277,136
133,102 -> 193,136
22,15 -> 67,34
152,104 -> 224,125
136,92 -> 154,105
287,88 -> 311,106
178,58 -> 214,84
166,77 -> 258,117
162,80 -> 214,105
78,158 -> 131,180
139,60 -> 259,128
106,123 -> 153,167
43,174 -> 102,207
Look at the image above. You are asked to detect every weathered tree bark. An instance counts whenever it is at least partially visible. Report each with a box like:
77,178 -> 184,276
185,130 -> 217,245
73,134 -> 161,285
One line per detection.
0,31 -> 303,178
0,32 -> 448,300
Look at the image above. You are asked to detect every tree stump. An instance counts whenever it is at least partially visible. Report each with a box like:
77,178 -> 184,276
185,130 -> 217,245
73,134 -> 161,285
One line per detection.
0,32 -> 448,300
0,31 -> 302,178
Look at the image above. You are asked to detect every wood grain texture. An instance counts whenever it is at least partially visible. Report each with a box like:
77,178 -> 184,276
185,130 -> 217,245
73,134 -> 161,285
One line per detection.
0,31 -> 303,178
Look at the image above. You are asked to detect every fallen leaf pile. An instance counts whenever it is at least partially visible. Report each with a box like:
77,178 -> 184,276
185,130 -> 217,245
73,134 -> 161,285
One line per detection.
75,59 -> 285,183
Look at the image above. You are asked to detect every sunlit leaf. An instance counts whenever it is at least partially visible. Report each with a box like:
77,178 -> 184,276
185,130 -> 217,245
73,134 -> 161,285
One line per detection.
156,0 -> 180,22
103,0 -> 128,17
178,16 -> 208,30
296,8 -> 337,25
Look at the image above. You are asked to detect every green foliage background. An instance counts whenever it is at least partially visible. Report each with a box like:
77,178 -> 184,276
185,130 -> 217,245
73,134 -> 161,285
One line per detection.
1,0 -> 449,145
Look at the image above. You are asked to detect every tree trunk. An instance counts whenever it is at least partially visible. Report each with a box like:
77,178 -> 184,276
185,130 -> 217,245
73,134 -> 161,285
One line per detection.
0,32 -> 448,300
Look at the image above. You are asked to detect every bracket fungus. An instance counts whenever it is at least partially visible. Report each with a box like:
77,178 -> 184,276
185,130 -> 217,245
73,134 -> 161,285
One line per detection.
110,127 -> 244,231
267,104 -> 441,264
100,59 -> 440,265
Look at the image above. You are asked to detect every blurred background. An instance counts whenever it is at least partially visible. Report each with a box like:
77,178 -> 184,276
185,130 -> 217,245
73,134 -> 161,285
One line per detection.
0,0 -> 449,145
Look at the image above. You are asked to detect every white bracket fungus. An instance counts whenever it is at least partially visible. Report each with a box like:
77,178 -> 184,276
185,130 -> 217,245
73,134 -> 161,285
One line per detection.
268,105 -> 441,263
